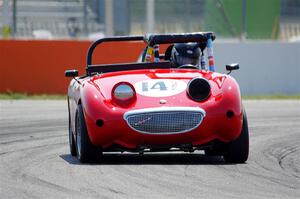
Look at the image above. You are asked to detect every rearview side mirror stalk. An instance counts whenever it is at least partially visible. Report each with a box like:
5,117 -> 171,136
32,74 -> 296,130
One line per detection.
65,69 -> 81,85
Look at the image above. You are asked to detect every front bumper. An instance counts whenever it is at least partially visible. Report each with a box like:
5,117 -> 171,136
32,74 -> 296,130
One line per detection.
84,103 -> 242,150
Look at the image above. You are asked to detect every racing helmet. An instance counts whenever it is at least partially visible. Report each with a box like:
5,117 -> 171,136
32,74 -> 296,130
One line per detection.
170,43 -> 200,67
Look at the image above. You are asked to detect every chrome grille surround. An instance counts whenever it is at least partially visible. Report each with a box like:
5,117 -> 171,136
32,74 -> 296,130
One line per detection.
123,107 -> 206,134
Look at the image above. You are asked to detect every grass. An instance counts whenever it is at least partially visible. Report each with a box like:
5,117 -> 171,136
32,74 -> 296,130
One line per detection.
0,92 -> 299,100
242,94 -> 300,100
0,93 -> 66,100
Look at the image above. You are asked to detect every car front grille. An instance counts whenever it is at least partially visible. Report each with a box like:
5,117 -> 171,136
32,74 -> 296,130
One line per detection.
124,107 -> 205,134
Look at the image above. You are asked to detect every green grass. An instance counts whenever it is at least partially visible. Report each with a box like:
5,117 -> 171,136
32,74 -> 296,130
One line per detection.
242,94 -> 300,100
0,92 -> 299,100
0,93 -> 66,100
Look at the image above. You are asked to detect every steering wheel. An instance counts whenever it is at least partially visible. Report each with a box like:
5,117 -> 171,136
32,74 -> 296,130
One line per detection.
178,64 -> 199,69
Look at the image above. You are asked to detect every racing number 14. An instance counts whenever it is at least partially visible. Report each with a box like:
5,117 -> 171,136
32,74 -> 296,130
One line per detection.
135,79 -> 187,97
142,81 -> 167,91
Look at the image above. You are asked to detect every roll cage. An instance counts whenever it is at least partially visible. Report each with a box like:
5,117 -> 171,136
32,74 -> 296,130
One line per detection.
86,32 -> 216,76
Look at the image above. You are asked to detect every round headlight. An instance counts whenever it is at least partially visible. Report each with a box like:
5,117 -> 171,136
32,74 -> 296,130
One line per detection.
187,77 -> 211,102
112,82 -> 136,106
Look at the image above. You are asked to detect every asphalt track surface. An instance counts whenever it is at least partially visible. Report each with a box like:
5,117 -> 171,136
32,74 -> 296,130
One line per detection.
0,100 -> 299,199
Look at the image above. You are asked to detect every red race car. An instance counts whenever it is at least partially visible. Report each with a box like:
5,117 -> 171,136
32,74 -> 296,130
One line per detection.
65,32 -> 249,163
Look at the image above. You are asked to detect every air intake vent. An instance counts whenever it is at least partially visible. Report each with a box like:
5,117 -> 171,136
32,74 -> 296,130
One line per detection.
124,107 -> 205,134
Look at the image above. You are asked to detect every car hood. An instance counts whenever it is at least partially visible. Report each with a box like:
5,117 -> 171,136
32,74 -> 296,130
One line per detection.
85,68 -> 228,108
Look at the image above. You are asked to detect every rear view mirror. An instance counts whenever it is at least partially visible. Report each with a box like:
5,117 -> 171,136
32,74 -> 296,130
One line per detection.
65,70 -> 78,77
226,63 -> 239,74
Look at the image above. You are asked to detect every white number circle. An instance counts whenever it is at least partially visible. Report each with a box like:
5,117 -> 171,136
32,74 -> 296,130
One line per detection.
134,79 -> 187,97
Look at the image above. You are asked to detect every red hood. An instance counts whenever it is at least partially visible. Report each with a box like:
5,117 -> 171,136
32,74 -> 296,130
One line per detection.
84,69 -> 228,109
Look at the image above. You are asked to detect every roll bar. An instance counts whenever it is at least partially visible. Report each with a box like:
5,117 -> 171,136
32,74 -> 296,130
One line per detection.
87,36 -> 144,68
145,32 -> 215,46
86,32 -> 216,75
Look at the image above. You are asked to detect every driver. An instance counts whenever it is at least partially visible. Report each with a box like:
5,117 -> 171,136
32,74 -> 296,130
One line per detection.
170,43 -> 200,68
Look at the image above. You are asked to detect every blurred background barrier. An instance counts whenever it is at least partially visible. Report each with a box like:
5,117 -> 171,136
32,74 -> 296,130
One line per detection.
0,0 -> 299,95
215,42 -> 300,95
0,40 -> 145,94
0,40 -> 299,95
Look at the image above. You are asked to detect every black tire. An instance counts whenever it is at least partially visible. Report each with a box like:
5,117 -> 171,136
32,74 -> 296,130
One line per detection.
205,147 -> 222,156
223,109 -> 249,163
68,98 -> 76,156
69,115 -> 77,156
75,104 -> 101,163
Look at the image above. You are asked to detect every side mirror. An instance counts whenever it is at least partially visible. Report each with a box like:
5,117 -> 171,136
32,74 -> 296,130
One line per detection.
226,63 -> 239,74
65,69 -> 78,77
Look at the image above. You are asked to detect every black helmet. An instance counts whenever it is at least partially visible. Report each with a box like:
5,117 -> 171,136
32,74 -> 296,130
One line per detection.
170,43 -> 200,67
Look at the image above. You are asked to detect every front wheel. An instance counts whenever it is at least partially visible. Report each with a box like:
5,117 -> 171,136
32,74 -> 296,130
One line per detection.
68,116 -> 77,156
75,104 -> 101,163
223,109 -> 249,163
